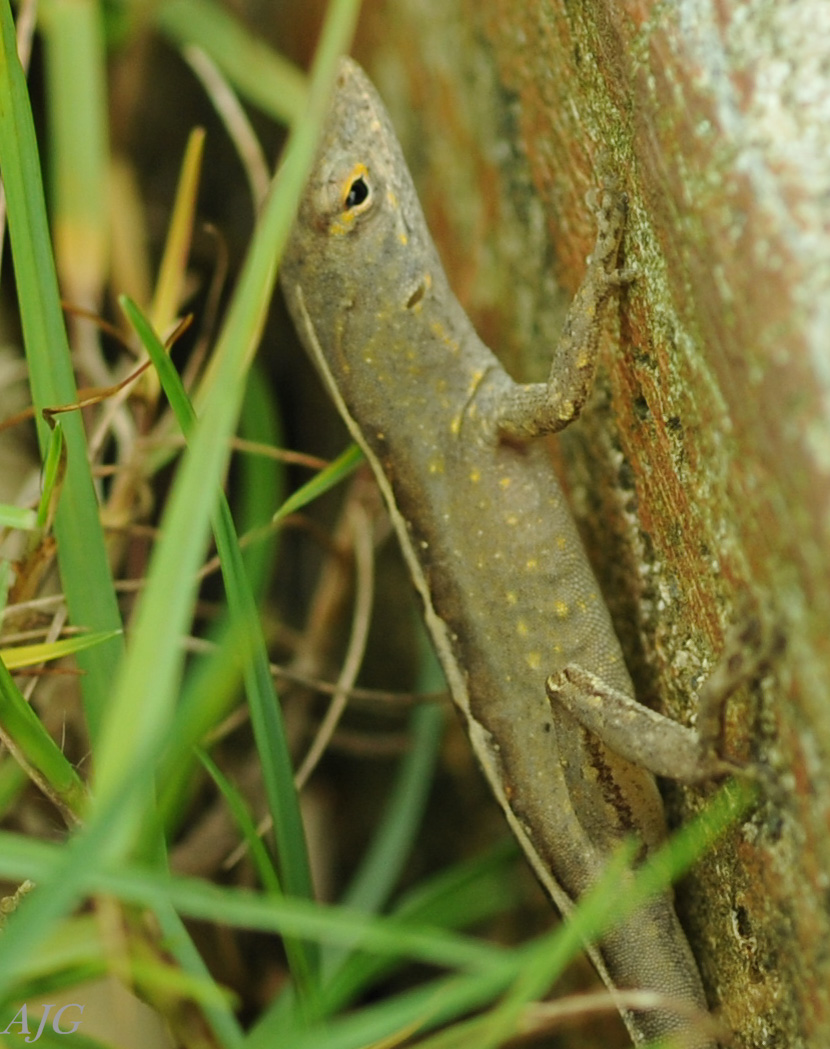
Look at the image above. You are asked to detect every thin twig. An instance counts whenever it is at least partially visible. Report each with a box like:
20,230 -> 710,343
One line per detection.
295,497 -> 375,789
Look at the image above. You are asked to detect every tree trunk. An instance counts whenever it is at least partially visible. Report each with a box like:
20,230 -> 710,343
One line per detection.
355,1 -> 830,1046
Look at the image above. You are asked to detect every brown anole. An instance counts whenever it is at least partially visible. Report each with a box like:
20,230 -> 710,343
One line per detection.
281,57 -> 732,1048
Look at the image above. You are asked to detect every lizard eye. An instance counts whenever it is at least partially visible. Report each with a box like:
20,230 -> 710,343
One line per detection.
325,163 -> 375,236
340,163 -> 373,215
345,175 -> 370,209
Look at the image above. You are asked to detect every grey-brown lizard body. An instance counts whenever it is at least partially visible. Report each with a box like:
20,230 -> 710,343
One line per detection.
281,57 -> 716,1048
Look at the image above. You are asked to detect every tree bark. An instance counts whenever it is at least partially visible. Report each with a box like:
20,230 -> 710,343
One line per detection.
355,1 -> 830,1046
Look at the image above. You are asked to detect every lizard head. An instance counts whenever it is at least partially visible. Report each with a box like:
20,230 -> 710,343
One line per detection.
281,57 -> 445,346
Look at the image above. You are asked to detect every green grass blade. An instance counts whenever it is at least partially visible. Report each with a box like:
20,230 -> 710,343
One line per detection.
0,657 -> 87,819
35,419 -> 65,528
154,622 -> 251,835
249,954 -> 523,1049
1,629 -> 121,670
238,364 -> 285,598
251,701 -> 445,1032
0,831 -> 509,974
273,443 -> 363,523
0,506 -> 37,530
0,0 -> 124,741
154,0 -> 306,126
339,703 -> 445,913
338,636 -> 446,919
0,786 -> 144,998
0,759 -> 27,817
40,0 -> 110,301
122,292 -> 317,986
392,842 -> 522,931
197,749 -> 282,895
274,843 -> 522,1031
153,902 -> 246,1049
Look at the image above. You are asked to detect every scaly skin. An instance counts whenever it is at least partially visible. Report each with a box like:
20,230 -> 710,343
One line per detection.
281,57 -> 716,1048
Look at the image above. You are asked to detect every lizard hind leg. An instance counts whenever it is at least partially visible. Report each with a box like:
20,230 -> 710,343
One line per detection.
546,664 -> 735,784
545,613 -> 784,785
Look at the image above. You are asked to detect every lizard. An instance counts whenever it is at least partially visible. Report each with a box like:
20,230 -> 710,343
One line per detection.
280,56 -> 729,1048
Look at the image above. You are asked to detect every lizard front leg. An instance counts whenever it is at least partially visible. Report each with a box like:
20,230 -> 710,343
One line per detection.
497,181 -> 636,441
